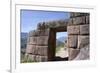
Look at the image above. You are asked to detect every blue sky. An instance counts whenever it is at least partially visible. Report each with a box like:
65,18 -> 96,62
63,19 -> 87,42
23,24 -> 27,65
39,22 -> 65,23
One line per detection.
56,32 -> 68,39
21,10 -> 70,38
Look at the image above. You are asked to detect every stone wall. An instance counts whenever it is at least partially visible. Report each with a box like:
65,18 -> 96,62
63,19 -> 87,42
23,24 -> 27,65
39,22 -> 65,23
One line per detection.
25,29 -> 50,62
25,19 -> 68,62
67,13 -> 90,60
25,12 -> 90,62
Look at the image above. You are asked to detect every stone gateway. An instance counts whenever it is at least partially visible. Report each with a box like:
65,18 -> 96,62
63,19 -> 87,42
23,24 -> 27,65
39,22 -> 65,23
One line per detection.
25,12 -> 90,62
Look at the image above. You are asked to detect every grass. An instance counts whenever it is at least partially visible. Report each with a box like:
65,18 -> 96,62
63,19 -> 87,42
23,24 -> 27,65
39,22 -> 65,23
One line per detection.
56,46 -> 63,52
21,53 -> 35,63
56,44 -> 64,53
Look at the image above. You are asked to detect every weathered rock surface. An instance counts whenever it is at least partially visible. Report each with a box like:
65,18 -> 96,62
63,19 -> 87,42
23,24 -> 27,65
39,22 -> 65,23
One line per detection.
78,35 -> 89,49
29,37 -> 37,45
68,35 -> 78,48
67,25 -> 80,34
80,24 -> 89,35
37,36 -> 49,45
72,16 -> 86,25
25,12 -> 90,62
74,45 -> 89,60
68,48 -> 80,60
26,44 -> 36,54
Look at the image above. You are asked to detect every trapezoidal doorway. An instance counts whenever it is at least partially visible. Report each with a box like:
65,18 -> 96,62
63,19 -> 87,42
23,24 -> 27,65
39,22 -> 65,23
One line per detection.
48,26 -> 68,61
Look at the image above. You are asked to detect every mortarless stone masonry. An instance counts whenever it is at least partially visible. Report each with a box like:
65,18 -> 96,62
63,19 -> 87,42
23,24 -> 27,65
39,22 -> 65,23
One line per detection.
25,12 -> 90,62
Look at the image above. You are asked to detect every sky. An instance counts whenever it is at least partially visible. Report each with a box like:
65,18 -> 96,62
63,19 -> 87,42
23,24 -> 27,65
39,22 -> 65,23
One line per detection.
21,9 -> 70,38
56,32 -> 68,39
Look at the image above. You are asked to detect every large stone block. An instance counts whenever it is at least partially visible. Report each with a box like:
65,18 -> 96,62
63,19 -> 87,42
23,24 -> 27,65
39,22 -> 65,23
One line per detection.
73,16 -> 85,25
70,13 -> 87,17
37,36 -> 48,45
78,35 -> 89,49
74,13 -> 82,17
68,35 -> 78,48
74,45 -> 90,60
36,46 -> 48,56
55,20 -> 67,27
68,48 -> 80,60
80,24 -> 89,35
26,44 -> 36,54
86,15 -> 90,24
37,29 -> 49,36
32,46 -> 38,55
29,30 -> 38,37
29,37 -> 37,45
67,18 -> 73,25
67,25 -> 80,34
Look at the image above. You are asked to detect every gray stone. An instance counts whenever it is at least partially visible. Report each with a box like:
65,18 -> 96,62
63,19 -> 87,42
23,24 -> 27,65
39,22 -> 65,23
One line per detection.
29,30 -> 38,37
37,29 -> 49,36
73,16 -> 85,24
67,25 -> 80,34
32,46 -> 38,55
70,13 -> 87,17
26,44 -> 36,54
78,35 -> 89,49
29,37 -> 37,45
68,35 -> 78,48
57,20 -> 67,26
86,15 -> 89,24
37,36 -> 48,45
36,46 -> 48,56
67,18 -> 73,25
68,48 -> 80,60
80,24 -> 89,35
26,44 -> 33,53
74,13 -> 81,17
74,45 -> 90,60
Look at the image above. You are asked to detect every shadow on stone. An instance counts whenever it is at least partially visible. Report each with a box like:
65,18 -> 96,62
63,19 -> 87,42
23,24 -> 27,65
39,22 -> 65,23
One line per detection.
51,56 -> 68,61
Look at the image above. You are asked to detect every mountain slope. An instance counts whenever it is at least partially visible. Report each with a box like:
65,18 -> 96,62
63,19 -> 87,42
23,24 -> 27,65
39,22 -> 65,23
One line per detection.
21,32 -> 28,49
56,39 -> 64,47
57,37 -> 67,43
21,32 -> 28,39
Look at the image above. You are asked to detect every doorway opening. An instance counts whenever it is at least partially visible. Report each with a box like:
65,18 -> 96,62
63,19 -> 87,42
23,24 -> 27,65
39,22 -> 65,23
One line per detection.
54,32 -> 68,61
48,27 -> 68,61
